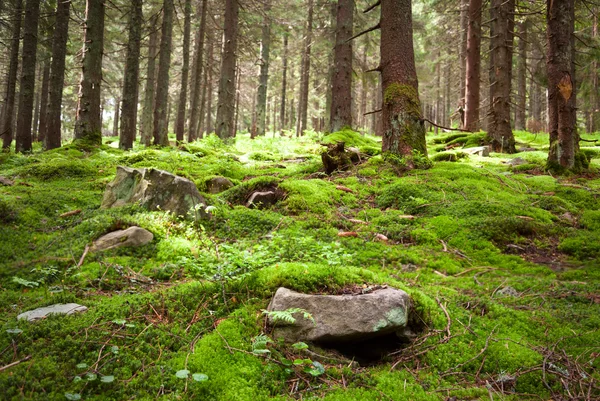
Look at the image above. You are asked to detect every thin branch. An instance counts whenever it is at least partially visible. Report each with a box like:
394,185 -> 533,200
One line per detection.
346,22 -> 380,43
363,0 -> 381,13
421,117 -> 472,133
363,109 -> 382,116
0,355 -> 32,373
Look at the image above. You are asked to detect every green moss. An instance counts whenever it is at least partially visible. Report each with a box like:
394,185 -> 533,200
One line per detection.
220,176 -> 280,204
279,178 -> 356,216
20,158 -> 97,180
431,151 -> 468,162
322,129 -> 380,148
384,83 -> 420,116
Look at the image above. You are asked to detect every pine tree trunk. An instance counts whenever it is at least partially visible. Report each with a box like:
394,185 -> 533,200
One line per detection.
380,0 -> 427,165
591,12 -> 599,132
1,0 -> 22,150
296,0 -> 313,137
112,97 -> 120,137
359,43 -> 368,130
175,0 -> 191,144
15,0 -> 41,153
459,0 -> 468,108
32,68 -> 41,142
215,0 -> 239,139
205,34 -> 214,135
324,0 -> 336,131
233,66 -> 241,137
464,0 -> 482,132
487,0 -> 516,153
152,0 -> 174,146
44,0 -> 70,150
514,20 -> 528,131
255,3 -> 271,137
279,29 -> 288,134
546,0 -> 576,170
74,0 -> 105,145
140,24 -> 158,146
118,0 -> 142,150
329,0 -> 353,132
188,0 -> 207,141
36,60 -> 50,143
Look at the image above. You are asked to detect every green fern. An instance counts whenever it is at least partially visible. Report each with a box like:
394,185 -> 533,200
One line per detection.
262,308 -> 315,325
251,334 -> 272,355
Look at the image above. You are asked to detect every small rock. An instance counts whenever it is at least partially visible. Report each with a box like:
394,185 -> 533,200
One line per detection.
518,147 -> 537,152
497,286 -> 519,297
18,303 -> 88,321
206,176 -> 234,194
463,146 -> 490,157
506,157 -> 527,166
560,212 -> 576,225
267,287 -> 412,343
0,176 -> 14,186
91,226 -> 153,252
246,191 -> 280,208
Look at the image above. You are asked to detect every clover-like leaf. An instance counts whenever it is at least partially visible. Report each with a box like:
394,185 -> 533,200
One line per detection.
100,375 -> 115,383
64,392 -> 81,400
175,369 -> 190,379
192,373 -> 208,382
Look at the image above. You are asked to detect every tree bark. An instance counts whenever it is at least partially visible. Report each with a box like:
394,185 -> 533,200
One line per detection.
296,0 -> 313,137
591,11 -> 599,132
546,0 -> 576,170
514,20 -> 528,131
324,0 -> 336,132
1,0 -> 22,150
459,0 -> 468,109
205,29 -> 214,135
329,0 -> 353,132
44,0 -> 70,150
487,0 -> 516,153
188,0 -> 207,141
15,0 -> 41,153
152,0 -> 174,146
140,22 -> 158,146
380,0 -> 427,165
464,0 -> 482,132
279,29 -> 288,134
112,96 -> 120,137
36,60 -> 50,143
174,0 -> 191,144
119,0 -> 143,150
215,0 -> 239,139
255,3 -> 271,137
74,0 -> 105,145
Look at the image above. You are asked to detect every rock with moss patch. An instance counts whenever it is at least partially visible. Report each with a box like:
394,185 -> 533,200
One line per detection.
91,226 -> 154,252
101,166 -> 209,220
463,146 -> 490,157
206,176 -> 234,194
267,287 -> 411,343
17,303 -> 88,321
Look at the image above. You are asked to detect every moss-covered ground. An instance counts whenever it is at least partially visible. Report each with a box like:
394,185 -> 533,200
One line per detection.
1,129 -> 599,400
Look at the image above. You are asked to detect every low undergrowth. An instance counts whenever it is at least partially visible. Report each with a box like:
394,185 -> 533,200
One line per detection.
1,130 -> 599,400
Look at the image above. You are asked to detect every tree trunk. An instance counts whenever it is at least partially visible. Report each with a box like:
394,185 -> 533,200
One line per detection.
255,3 -> 271,137
546,0 -> 576,170
140,23 -> 158,146
152,0 -> 174,146
36,60 -> 50,143
296,0 -> 313,137
188,0 -> 207,141
591,12 -> 599,132
1,0 -> 22,150
112,97 -> 120,137
459,0 -> 468,109
329,0 -> 353,132
514,20 -> 528,131
15,0 -> 41,153
359,42 -> 368,130
380,0 -> 427,165
74,0 -> 105,145
233,66 -> 241,137
464,0 -> 482,132
324,0 -> 336,132
118,0 -> 142,150
215,0 -> 239,139
205,32 -> 214,135
44,0 -> 70,150
487,0 -> 515,153
280,29 -> 288,134
32,67 -> 41,142
174,0 -> 191,144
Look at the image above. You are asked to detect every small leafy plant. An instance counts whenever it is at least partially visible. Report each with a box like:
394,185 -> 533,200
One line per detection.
261,308 -> 315,325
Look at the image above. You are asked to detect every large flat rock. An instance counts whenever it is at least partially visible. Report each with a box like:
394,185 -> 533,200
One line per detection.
91,226 -> 153,252
267,287 -> 411,343
17,303 -> 88,321
101,166 -> 209,220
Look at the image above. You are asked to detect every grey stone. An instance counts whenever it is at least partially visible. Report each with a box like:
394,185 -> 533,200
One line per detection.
246,191 -> 280,209
101,166 -> 209,220
507,157 -> 527,166
497,286 -> 519,297
17,303 -> 88,321
91,226 -> 153,252
267,287 -> 411,343
206,176 -> 234,194
463,146 -> 490,157
0,176 -> 14,186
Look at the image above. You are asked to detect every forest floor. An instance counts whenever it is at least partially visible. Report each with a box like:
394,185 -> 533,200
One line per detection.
0,129 -> 599,401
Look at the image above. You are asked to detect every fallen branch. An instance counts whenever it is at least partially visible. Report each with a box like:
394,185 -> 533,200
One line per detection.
0,355 -> 32,372
76,245 -> 90,268
363,108 -> 382,116
421,117 -> 472,133
436,297 -> 452,342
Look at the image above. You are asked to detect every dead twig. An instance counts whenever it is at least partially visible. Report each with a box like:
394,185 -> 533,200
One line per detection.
0,355 -> 32,372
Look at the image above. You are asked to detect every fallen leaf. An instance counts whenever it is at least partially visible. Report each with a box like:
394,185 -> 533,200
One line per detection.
337,231 -> 358,237
348,218 -> 368,225
60,209 -> 82,218
336,185 -> 354,193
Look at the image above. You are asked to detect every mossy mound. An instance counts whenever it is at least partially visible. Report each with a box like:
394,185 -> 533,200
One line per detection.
322,129 -> 380,149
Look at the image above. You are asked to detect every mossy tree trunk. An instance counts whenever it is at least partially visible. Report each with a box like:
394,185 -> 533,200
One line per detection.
174,0 -> 191,144
380,0 -> 427,166
514,20 -> 528,132
74,0 -> 105,146
279,29 -> 288,133
546,0 -> 577,171
329,0 -> 353,132
487,0 -> 516,153
152,0 -> 173,146
255,2 -> 271,138
118,0 -> 143,150
1,0 -> 22,150
295,0 -> 313,137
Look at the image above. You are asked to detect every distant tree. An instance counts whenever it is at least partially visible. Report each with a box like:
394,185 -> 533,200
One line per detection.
36,60 -> 50,145
1,0 -> 22,150
174,0 -> 191,144
329,0 -> 353,132
119,0 -> 143,150
514,20 -> 528,132
74,0 -> 105,146
153,0 -> 174,146
215,0 -> 239,139
254,2 -> 271,138
296,0 -> 314,137
44,0 -> 71,150
188,0 -> 208,141
15,0 -> 41,153
279,28 -> 289,134
464,0 -> 482,132
140,18 -> 159,146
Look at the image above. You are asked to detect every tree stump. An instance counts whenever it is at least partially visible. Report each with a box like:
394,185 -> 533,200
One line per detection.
321,142 -> 360,175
